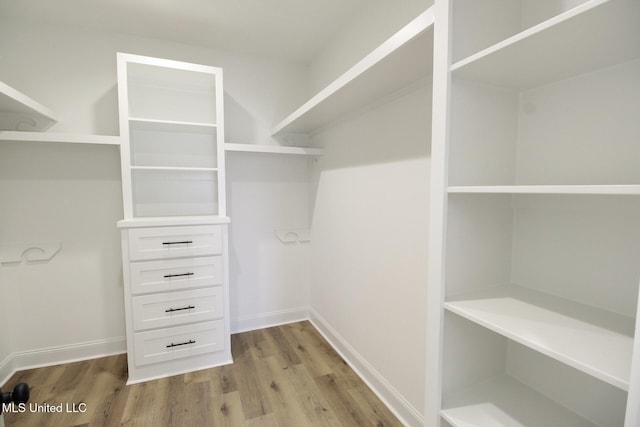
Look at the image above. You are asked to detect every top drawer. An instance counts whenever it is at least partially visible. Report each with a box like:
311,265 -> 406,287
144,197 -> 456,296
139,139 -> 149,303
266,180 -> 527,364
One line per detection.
127,225 -> 222,261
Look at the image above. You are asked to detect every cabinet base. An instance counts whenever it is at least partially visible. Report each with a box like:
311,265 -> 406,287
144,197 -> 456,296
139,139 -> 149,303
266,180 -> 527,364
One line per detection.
125,349 -> 233,385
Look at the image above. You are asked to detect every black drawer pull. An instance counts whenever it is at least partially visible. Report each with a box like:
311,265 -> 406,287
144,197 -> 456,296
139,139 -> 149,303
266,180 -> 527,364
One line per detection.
162,240 -> 193,245
163,272 -> 194,278
165,305 -> 195,313
166,339 -> 196,348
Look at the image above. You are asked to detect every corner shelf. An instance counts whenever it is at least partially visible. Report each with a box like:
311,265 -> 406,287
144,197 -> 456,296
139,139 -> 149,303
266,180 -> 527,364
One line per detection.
225,142 -> 323,156
445,285 -> 634,390
271,7 -> 434,136
0,81 -> 57,131
451,0 -> 640,90
1,79 -> 121,145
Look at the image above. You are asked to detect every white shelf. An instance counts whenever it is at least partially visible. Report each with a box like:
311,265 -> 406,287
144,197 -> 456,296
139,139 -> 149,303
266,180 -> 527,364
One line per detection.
445,285 -> 634,390
271,7 -> 434,136
224,142 -> 323,156
130,166 -> 218,172
451,0 -> 640,90
448,185 -> 640,195
117,215 -> 230,229
0,131 -> 121,145
0,81 -> 57,131
129,117 -> 216,132
441,374 -> 597,427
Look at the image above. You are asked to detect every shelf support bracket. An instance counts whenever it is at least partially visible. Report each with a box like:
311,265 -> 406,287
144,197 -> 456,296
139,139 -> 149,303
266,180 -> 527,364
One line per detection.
0,242 -> 61,264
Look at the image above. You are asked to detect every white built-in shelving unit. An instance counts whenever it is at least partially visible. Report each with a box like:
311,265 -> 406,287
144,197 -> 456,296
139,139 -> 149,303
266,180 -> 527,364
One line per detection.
116,53 -> 232,384
271,8 -> 435,138
118,55 -> 226,219
427,0 -> 640,426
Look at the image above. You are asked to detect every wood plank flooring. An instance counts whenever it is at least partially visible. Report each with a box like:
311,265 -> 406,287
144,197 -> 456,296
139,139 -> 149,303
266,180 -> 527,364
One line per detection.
2,321 -> 403,426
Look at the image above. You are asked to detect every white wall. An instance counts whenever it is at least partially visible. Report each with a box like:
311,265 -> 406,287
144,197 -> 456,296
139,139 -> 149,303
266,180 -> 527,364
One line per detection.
0,142 -> 124,353
310,83 -> 432,424
226,152 -> 311,332
0,19 -> 310,372
305,2 -> 433,423
309,0 -> 433,92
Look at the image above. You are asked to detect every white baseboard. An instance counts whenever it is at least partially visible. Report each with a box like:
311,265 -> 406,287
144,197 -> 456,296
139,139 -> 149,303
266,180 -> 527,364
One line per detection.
0,337 -> 126,387
0,353 -> 17,388
230,307 -> 309,334
309,308 -> 424,427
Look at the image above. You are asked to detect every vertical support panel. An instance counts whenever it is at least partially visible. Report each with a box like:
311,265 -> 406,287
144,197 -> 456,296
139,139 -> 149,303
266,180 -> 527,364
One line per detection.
216,71 -> 227,217
117,53 -> 134,219
626,288 -> 640,426
425,0 -> 452,425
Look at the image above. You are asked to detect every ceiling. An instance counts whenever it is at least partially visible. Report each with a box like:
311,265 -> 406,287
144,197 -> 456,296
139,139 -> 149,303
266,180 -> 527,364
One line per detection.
0,0 -> 369,63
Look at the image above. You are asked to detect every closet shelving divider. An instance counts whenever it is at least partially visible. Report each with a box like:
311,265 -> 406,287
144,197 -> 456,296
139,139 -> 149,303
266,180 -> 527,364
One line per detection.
428,0 -> 640,426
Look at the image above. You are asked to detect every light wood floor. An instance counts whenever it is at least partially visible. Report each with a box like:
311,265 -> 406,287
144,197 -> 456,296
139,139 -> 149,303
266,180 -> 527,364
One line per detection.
2,321 -> 403,426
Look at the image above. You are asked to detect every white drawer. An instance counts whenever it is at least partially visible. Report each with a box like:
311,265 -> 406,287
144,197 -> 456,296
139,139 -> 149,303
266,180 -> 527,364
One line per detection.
134,320 -> 224,366
132,287 -> 223,331
128,225 -> 222,261
130,256 -> 223,295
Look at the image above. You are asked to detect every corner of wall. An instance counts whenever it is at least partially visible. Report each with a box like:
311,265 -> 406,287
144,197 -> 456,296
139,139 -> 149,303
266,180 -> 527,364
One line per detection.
309,309 -> 424,427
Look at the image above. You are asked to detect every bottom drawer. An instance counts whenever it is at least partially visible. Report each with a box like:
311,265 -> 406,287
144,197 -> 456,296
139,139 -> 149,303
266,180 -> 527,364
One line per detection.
133,320 -> 224,366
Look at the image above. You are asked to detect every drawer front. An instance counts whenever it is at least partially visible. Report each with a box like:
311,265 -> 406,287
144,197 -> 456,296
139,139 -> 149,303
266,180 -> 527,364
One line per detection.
128,225 -> 222,261
132,287 -> 223,331
130,256 -> 223,295
134,320 -> 224,366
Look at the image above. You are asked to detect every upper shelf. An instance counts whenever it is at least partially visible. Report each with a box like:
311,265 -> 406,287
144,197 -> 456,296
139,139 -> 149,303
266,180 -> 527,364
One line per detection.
271,7 -> 434,136
0,81 -> 57,131
452,0 -> 640,90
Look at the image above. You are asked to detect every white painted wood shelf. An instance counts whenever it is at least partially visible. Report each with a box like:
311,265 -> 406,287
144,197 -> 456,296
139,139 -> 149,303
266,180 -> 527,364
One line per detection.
271,7 -> 434,136
129,117 -> 217,132
117,215 -> 230,229
445,285 -> 634,390
452,0 -> 640,90
0,78 -> 120,145
130,166 -> 219,172
0,131 -> 121,145
448,185 -> 640,195
0,81 -> 57,131
225,142 -> 323,156
441,374 -> 597,427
